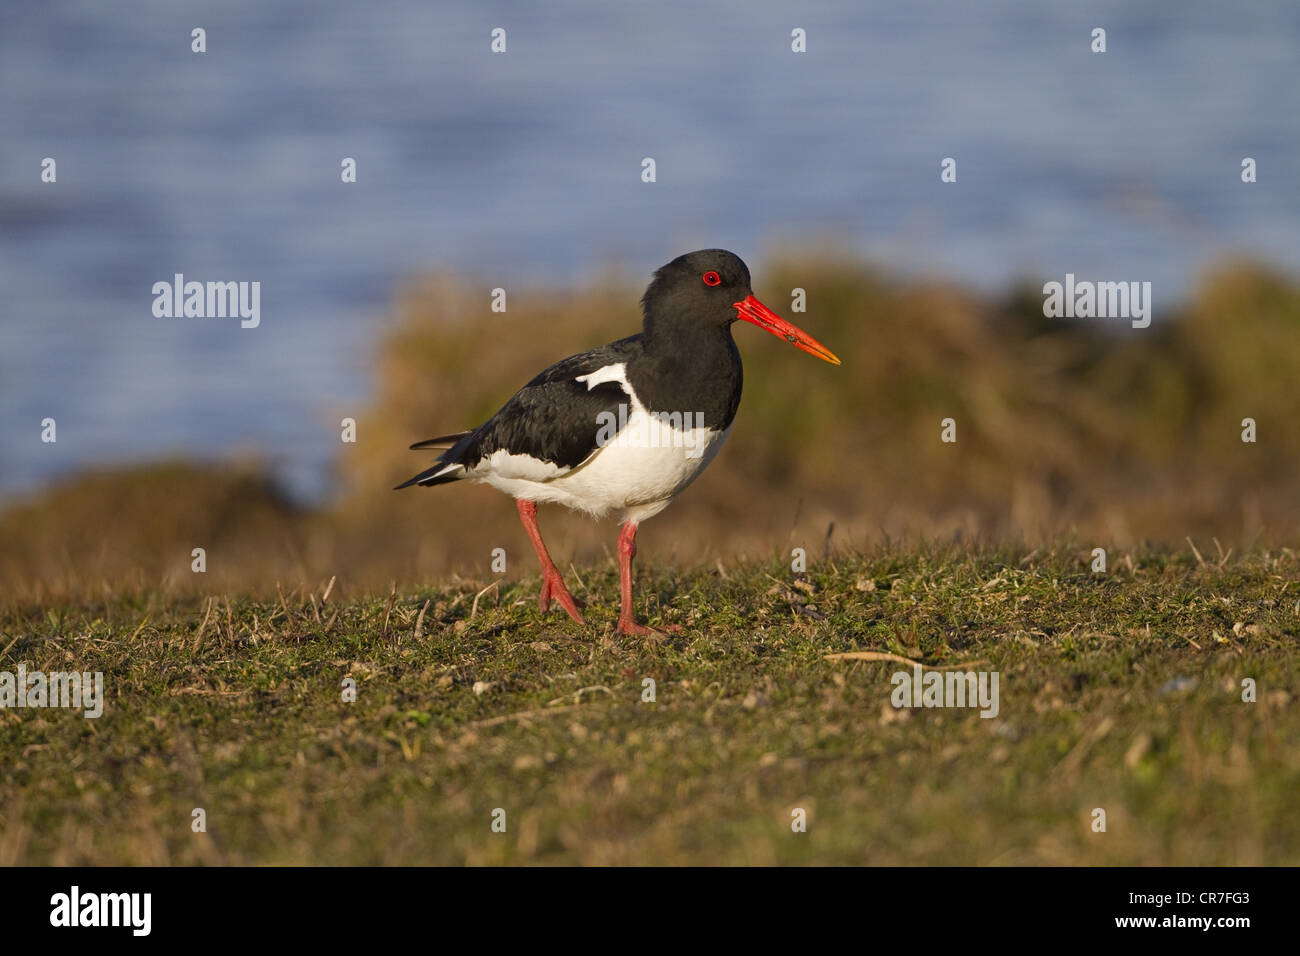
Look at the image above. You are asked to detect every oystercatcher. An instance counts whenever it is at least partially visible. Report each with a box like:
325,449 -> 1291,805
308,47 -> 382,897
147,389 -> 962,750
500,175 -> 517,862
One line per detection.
396,249 -> 840,634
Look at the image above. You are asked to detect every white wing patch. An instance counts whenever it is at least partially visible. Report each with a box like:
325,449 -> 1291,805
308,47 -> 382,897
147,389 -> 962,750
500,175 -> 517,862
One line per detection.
575,362 -> 629,391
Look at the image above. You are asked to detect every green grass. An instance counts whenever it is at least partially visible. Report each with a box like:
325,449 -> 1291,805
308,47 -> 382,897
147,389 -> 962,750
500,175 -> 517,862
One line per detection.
2,544 -> 1297,865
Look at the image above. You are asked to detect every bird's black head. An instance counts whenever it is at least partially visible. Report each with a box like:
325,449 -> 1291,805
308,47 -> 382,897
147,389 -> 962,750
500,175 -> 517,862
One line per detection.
641,249 -> 841,365
641,249 -> 753,330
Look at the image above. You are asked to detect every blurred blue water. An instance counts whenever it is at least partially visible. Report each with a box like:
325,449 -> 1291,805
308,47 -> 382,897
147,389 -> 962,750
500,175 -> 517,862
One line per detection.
1,0 -> 1297,502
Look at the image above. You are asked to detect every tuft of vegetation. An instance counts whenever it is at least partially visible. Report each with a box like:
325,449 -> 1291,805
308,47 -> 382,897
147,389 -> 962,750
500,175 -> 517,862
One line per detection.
2,545 -> 1296,865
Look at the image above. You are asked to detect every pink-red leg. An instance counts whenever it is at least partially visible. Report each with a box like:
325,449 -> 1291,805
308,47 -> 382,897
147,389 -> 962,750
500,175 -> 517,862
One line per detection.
617,521 -> 655,635
516,499 -> 585,624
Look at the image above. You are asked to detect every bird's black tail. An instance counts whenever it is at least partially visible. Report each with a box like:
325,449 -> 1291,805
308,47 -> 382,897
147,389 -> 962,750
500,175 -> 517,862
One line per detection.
408,432 -> 471,451
394,430 -> 476,490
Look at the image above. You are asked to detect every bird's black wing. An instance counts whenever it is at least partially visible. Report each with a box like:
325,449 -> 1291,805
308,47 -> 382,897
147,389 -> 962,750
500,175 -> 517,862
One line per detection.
395,336 -> 642,489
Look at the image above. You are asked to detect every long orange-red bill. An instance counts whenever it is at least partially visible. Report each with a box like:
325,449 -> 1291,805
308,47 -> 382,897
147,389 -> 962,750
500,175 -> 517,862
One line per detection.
733,295 -> 841,365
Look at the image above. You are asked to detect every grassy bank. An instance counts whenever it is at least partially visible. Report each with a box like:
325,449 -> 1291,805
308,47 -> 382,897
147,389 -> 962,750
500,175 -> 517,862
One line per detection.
4,258 -> 1300,602
2,544 -> 1295,865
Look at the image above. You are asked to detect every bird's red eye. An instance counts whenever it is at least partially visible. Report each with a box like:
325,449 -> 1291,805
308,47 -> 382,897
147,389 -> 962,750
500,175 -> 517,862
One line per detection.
702,271 -> 721,286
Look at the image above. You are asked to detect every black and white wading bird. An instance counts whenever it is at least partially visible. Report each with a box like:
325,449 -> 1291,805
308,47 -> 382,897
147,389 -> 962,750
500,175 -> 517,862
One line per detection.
396,249 -> 840,634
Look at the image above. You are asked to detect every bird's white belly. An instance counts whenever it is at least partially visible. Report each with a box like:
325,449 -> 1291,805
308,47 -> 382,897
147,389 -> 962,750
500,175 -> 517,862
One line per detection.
478,409 -> 731,522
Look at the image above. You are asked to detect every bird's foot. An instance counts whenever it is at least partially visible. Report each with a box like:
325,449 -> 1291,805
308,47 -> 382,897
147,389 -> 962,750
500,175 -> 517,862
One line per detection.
538,571 -> 585,624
